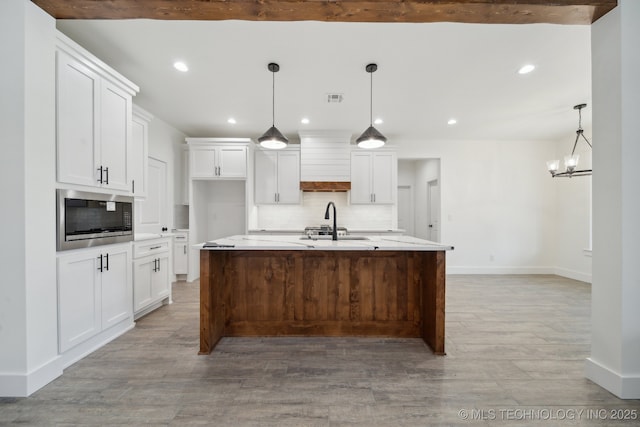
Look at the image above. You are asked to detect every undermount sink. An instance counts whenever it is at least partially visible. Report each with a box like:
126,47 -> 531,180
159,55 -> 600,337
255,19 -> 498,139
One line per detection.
299,236 -> 370,241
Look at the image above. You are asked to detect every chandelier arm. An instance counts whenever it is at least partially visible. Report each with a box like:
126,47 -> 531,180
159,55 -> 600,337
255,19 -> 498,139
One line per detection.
570,132 -> 581,155
580,132 -> 593,148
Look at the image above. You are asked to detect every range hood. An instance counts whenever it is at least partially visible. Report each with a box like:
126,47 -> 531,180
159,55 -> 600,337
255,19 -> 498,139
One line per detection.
299,131 -> 352,192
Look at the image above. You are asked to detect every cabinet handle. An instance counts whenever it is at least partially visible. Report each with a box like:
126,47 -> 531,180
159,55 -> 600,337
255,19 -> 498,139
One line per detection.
132,179 -> 135,194
104,253 -> 109,271
373,193 -> 376,203
97,254 -> 103,272
157,258 -> 160,272
150,245 -> 162,250
97,166 -> 103,184
104,167 -> 109,185
184,246 -> 187,255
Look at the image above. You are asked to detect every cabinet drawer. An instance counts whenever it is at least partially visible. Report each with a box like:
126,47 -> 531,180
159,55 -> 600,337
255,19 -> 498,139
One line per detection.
173,232 -> 188,242
133,238 -> 170,259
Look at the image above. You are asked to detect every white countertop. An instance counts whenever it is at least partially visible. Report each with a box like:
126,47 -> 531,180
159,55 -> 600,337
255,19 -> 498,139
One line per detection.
199,234 -> 453,251
248,229 -> 405,234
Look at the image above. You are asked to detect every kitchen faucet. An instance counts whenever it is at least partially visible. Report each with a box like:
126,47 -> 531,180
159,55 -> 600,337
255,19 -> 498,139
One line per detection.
324,202 -> 338,241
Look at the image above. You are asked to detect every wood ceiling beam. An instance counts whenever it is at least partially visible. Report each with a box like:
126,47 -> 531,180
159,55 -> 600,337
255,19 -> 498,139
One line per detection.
31,1 -> 617,25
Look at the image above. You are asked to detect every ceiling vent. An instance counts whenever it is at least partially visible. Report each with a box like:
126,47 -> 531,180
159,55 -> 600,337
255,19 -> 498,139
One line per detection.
326,93 -> 344,103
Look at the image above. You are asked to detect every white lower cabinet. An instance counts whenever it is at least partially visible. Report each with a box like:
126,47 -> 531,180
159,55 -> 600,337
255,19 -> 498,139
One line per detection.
173,231 -> 188,275
57,244 -> 132,353
133,237 -> 171,318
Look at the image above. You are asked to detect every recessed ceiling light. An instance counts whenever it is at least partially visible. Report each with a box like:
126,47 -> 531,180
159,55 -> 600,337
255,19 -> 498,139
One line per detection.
518,64 -> 535,74
447,118 -> 457,125
173,61 -> 189,72
374,118 -> 383,125
301,118 -> 310,124
227,118 -> 236,124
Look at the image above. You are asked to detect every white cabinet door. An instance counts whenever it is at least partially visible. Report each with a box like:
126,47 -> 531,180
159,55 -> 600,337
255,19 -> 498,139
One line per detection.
58,244 -> 131,353
190,148 -> 217,178
131,110 -> 150,198
101,248 -> 131,329
350,152 -> 374,204
190,146 -> 247,179
58,251 -> 101,353
56,50 -> 99,188
174,242 -> 188,274
350,151 -> 396,204
99,81 -> 132,192
133,257 -> 153,313
218,146 -> 247,178
254,150 -> 300,204
276,151 -> 301,204
151,255 -> 170,299
254,150 -> 278,204
371,152 -> 396,204
138,157 -> 167,231
133,237 -> 172,316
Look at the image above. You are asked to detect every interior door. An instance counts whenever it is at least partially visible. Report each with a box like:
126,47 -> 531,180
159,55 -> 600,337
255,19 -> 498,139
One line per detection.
397,185 -> 414,236
427,179 -> 440,242
137,157 -> 167,233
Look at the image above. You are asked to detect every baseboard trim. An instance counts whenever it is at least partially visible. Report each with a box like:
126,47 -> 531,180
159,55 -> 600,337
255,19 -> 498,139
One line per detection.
447,266 -> 554,275
586,357 -> 640,399
554,267 -> 592,283
60,319 -> 134,370
446,266 -> 591,283
0,356 -> 63,397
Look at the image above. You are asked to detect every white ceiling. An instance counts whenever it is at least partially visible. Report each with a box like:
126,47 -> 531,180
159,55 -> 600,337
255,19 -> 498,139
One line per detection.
56,19 -> 592,145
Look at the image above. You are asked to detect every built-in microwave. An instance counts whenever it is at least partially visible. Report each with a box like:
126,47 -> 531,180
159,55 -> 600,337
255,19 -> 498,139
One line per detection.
57,189 -> 134,251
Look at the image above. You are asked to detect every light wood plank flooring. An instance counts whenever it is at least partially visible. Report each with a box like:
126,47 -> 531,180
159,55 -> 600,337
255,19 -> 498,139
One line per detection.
1,275 -> 639,425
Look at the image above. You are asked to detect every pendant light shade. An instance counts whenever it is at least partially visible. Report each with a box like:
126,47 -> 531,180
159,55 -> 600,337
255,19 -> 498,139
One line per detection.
258,62 -> 288,149
356,63 -> 387,149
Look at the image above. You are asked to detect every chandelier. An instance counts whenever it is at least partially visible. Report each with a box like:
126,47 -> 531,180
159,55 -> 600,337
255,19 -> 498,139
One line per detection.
547,103 -> 592,178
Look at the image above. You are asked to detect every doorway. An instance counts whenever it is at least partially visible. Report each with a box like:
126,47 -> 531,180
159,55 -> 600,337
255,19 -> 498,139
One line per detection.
427,179 -> 440,242
397,185 -> 414,236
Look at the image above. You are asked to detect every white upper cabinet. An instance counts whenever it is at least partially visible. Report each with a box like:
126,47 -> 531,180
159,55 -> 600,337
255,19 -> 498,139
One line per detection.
130,106 -> 153,199
56,50 -> 99,188
186,138 -> 250,179
55,31 -> 139,193
350,151 -> 397,204
255,149 -> 300,204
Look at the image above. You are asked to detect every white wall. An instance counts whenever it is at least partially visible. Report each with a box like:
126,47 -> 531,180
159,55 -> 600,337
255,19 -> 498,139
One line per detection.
0,0 -> 61,396
587,0 -> 640,399
551,130 -> 592,283
398,139 -> 558,274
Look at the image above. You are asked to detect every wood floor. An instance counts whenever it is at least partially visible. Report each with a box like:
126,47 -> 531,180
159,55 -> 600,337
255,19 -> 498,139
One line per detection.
2,275 -> 639,425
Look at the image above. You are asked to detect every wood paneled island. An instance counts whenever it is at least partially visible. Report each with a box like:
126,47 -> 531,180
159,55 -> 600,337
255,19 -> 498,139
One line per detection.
199,235 -> 453,355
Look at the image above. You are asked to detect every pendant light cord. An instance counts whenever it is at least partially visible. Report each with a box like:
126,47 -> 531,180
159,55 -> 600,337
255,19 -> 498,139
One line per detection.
369,70 -> 373,126
272,69 -> 275,127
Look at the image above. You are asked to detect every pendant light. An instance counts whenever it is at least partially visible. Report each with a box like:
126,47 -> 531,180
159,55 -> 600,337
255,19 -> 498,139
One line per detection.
258,62 -> 288,149
356,63 -> 387,149
547,103 -> 592,178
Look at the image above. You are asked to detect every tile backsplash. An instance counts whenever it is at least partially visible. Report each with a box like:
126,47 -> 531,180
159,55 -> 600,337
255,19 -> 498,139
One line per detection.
256,192 -> 394,230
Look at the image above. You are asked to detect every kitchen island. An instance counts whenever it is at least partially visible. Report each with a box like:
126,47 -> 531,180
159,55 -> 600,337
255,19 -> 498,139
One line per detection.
199,235 -> 453,355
